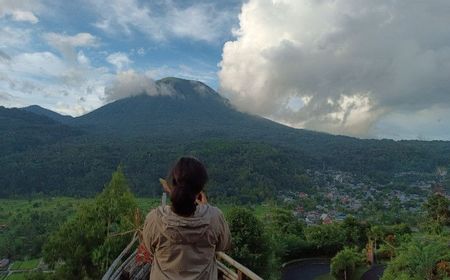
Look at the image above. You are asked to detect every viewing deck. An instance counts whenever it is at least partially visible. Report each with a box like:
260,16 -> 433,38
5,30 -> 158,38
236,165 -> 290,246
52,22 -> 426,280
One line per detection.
102,234 -> 263,280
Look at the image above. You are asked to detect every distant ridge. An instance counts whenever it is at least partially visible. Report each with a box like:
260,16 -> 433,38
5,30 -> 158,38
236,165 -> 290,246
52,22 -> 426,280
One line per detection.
0,106 -> 81,154
22,105 -> 73,124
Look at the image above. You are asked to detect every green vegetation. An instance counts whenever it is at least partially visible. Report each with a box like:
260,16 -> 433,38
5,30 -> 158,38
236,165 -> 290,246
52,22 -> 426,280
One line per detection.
1,173 -> 449,280
5,273 -> 27,280
0,198 -> 88,259
380,194 -> 450,280
9,259 -> 40,270
43,167 -> 137,279
226,207 -> 272,278
423,193 -> 450,234
330,247 -> 364,280
382,235 -> 450,280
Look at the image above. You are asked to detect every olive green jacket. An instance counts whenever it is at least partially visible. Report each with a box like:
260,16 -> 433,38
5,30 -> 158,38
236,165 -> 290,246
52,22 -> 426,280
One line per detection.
143,204 -> 231,280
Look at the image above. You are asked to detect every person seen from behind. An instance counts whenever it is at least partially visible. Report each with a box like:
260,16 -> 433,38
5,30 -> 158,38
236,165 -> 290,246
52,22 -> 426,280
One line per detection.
142,156 -> 231,280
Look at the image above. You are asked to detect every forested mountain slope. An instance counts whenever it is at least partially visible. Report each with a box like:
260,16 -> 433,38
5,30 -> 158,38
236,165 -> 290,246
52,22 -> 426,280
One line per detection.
1,77 -> 449,199
22,105 -> 73,124
0,106 -> 82,154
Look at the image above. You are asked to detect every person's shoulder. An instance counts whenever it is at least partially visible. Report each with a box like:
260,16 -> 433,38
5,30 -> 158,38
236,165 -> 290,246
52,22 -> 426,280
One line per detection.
145,205 -> 167,222
206,205 -> 225,219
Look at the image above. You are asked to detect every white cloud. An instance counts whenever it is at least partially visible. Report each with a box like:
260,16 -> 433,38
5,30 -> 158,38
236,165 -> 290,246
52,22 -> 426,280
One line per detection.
0,0 -> 40,24
219,0 -> 450,138
44,32 -> 99,62
0,50 -> 11,62
11,10 -> 38,24
77,50 -> 90,65
12,52 -> 67,77
104,70 -> 172,102
0,48 -> 112,116
91,0 -> 234,43
0,91 -> 14,102
0,26 -> 32,49
106,52 -> 132,72
375,106 -> 450,140
137,48 -> 145,56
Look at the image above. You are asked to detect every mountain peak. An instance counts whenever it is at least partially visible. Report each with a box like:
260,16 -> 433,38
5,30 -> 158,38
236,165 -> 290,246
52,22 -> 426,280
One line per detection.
156,77 -> 219,99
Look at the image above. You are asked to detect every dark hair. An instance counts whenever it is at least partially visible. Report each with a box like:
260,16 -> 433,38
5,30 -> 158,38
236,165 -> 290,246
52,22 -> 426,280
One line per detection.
168,157 -> 208,216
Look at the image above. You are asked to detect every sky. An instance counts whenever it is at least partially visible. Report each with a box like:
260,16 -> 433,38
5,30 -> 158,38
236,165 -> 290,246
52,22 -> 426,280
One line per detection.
1,0 -> 450,140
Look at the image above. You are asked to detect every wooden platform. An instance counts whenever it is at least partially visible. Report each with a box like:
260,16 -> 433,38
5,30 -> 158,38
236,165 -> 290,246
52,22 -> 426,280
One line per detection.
102,234 -> 263,280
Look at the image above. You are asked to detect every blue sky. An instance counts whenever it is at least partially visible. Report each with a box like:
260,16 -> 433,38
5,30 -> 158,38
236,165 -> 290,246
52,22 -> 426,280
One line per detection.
0,0 -> 242,115
1,0 -> 450,140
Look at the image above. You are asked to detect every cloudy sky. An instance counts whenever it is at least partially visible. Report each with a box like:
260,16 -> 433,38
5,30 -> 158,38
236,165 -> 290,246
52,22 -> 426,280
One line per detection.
1,0 -> 450,140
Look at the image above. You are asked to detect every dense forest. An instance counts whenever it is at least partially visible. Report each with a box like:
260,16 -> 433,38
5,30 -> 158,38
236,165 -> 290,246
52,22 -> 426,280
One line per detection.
1,78 -> 450,200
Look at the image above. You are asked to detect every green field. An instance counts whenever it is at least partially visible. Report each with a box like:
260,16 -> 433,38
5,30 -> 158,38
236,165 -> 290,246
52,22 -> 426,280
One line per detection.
0,197 -> 91,225
9,259 -> 40,270
315,273 -> 333,280
137,197 -> 273,218
4,273 -> 26,280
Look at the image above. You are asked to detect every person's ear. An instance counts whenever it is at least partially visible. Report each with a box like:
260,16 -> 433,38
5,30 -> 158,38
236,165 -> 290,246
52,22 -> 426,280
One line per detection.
159,178 -> 172,194
196,191 -> 208,205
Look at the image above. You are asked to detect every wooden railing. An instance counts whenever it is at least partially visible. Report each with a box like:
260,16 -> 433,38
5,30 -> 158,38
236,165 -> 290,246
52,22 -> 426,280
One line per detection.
102,236 -> 263,280
104,194 -> 263,280
216,252 -> 263,280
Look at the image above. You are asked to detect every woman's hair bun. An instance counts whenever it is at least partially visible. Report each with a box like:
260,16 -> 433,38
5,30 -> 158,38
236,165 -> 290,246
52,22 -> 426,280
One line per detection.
168,157 -> 208,216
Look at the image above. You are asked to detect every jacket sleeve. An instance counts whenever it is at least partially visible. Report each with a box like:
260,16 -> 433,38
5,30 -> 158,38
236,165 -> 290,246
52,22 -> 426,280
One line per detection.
142,209 -> 158,255
215,209 -> 231,252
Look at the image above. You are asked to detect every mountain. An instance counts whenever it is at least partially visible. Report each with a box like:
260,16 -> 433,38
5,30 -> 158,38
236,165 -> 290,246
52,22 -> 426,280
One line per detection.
70,77 -> 450,176
0,106 -> 82,154
22,105 -> 73,124
72,77 -> 298,140
0,77 -> 449,198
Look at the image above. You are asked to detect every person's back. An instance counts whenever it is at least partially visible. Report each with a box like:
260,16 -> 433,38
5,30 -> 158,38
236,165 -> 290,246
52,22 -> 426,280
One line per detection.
142,157 -> 231,280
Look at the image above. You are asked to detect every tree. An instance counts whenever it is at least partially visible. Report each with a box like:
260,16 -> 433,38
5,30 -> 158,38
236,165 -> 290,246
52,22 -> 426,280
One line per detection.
368,225 -> 384,251
265,207 -> 304,237
43,167 -> 137,279
226,207 -> 271,278
382,235 -> 450,280
341,216 -> 369,248
331,247 -> 364,280
423,194 -> 450,234
305,223 -> 345,256
264,207 -> 306,263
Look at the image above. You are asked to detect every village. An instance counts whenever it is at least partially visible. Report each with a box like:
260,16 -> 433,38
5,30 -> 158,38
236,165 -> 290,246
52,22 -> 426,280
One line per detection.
279,169 -> 447,226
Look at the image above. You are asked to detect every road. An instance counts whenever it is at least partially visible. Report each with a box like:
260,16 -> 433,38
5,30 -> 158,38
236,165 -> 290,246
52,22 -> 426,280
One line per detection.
282,258 -> 330,280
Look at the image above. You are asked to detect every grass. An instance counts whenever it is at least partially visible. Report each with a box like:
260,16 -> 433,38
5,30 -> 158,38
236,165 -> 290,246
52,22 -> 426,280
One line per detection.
315,273 -> 334,280
136,198 -> 161,213
0,197 -> 272,225
136,198 -> 274,219
0,197 -> 90,225
5,273 -> 27,280
215,203 -> 274,218
9,259 -> 40,271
